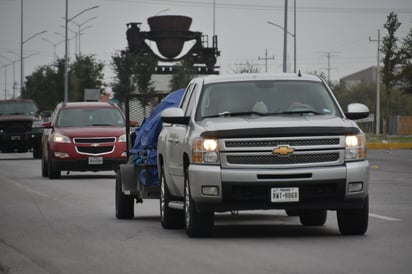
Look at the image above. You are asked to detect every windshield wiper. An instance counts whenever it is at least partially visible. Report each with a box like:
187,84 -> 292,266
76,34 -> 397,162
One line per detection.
203,111 -> 267,118
273,110 -> 325,115
91,123 -> 113,126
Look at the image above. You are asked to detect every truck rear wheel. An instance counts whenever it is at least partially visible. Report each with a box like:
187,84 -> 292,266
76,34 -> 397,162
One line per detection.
160,167 -> 184,228
337,197 -> 369,235
115,170 -> 134,219
184,172 -> 214,237
299,209 -> 327,226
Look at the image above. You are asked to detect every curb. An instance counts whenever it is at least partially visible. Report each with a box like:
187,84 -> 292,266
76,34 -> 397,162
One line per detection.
367,143 -> 412,149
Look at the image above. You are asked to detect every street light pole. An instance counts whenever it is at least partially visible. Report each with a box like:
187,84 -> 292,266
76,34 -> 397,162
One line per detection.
283,0 -> 288,73
369,29 -> 381,135
64,2 -> 99,102
20,0 -> 23,96
19,0 -> 47,97
267,20 -> 296,73
71,16 -> 96,55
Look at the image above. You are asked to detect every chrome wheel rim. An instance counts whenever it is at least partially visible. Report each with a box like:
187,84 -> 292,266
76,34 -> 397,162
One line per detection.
160,172 -> 165,222
184,179 -> 190,230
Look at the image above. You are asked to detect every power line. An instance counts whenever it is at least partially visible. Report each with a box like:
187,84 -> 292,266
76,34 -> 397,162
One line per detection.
100,0 -> 412,14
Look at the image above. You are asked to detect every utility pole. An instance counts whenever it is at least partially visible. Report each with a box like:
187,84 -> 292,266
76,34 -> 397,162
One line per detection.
258,49 -> 275,72
369,29 -> 381,135
321,51 -> 338,83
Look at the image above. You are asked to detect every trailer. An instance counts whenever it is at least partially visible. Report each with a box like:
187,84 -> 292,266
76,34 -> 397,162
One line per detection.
115,90 -> 184,219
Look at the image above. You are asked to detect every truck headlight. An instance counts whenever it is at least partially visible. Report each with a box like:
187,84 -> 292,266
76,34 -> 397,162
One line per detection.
345,134 -> 366,161
53,132 -> 71,143
193,138 -> 219,164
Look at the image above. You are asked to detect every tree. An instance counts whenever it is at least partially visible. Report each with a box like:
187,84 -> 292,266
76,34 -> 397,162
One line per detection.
169,61 -> 196,91
24,65 -> 60,111
398,28 -> 412,94
111,51 -> 157,106
23,55 -> 105,109
381,12 -> 402,135
70,55 -> 105,102
232,61 -> 261,73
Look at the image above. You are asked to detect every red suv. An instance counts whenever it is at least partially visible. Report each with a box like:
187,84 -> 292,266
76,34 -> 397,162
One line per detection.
41,102 -> 131,179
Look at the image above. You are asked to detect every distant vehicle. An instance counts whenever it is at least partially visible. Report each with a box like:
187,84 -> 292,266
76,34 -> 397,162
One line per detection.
156,73 -> 370,237
41,101 -> 133,179
0,99 -> 43,158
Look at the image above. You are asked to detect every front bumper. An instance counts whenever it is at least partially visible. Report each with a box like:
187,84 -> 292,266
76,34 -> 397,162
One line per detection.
188,161 -> 369,212
0,129 -> 43,151
52,158 -> 127,172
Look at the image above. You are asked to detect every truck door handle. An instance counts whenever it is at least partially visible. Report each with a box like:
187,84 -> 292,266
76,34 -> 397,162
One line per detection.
167,138 -> 179,143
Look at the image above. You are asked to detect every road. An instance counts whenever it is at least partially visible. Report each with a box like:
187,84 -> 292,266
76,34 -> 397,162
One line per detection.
1,150 -> 411,274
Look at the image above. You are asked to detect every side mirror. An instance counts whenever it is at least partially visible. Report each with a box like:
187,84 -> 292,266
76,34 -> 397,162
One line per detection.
345,103 -> 370,120
161,107 -> 190,125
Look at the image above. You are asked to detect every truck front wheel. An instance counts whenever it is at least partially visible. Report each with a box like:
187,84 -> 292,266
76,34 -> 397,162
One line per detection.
160,167 -> 184,229
337,197 -> 369,235
184,171 -> 214,237
115,170 -> 134,219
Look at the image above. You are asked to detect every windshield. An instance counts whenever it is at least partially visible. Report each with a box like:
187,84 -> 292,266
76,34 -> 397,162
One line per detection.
0,101 -> 38,115
57,107 -> 125,127
196,80 -> 341,120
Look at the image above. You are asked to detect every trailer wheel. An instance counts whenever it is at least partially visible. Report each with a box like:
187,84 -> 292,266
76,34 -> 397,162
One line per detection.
160,167 -> 184,229
115,170 -> 134,219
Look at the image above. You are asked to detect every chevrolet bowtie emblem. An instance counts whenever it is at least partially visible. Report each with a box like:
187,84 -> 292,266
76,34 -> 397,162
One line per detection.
273,146 -> 294,156
91,143 -> 100,147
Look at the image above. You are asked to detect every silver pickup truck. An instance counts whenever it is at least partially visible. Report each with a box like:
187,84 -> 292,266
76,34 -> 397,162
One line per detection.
157,73 -> 370,237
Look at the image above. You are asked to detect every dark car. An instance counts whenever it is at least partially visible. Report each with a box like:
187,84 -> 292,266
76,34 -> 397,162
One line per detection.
0,99 -> 43,158
41,101 -> 131,179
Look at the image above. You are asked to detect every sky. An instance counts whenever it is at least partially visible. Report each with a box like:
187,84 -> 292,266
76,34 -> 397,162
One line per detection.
0,0 -> 411,99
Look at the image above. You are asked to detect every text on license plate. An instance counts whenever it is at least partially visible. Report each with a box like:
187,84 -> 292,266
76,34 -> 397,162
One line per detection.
88,157 -> 103,165
271,187 -> 299,203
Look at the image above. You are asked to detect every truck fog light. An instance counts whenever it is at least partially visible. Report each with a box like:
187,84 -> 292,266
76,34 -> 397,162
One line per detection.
204,152 -> 218,163
202,186 -> 219,196
54,152 -> 69,158
121,152 -> 127,157
348,182 -> 363,192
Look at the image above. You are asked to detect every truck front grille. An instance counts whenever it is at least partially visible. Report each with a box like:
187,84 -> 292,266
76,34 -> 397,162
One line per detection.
227,153 -> 339,165
225,138 -> 339,148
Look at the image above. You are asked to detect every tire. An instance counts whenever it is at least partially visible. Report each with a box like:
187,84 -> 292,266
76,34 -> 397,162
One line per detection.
184,170 -> 214,237
337,197 -> 369,235
160,167 -> 184,229
47,151 -> 61,179
299,209 -> 327,226
115,170 -> 134,219
41,155 -> 48,177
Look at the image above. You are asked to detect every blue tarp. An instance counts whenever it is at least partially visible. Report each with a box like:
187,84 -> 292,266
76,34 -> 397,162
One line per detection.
131,89 -> 184,186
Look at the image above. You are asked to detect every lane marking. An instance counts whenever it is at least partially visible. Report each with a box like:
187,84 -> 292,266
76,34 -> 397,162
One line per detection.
13,181 -> 50,198
369,213 -> 401,221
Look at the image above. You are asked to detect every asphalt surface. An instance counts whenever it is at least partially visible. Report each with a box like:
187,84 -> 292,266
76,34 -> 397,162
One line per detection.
0,149 -> 411,274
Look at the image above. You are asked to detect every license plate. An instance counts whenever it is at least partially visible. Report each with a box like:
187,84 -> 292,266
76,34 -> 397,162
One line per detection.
11,136 -> 21,141
88,157 -> 103,165
271,187 -> 299,203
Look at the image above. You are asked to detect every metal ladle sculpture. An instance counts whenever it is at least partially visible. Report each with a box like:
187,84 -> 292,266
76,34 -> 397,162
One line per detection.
126,15 -> 220,71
